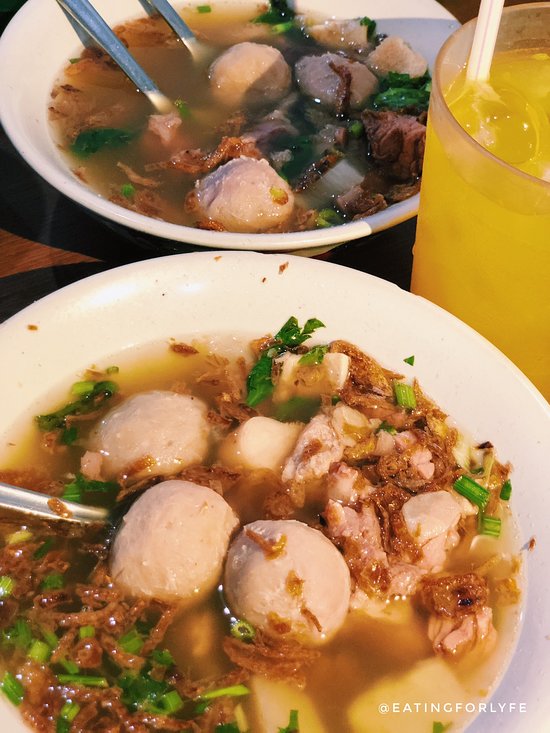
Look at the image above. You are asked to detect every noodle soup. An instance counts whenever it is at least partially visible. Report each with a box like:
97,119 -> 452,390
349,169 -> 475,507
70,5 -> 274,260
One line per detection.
0,321 -> 522,732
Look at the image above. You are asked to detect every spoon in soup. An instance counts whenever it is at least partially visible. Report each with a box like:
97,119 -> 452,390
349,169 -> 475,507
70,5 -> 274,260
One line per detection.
0,480 -> 109,526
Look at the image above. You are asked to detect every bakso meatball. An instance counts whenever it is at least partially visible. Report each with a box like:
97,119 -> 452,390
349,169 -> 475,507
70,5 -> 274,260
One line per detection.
220,416 -> 302,473
224,519 -> 351,645
366,36 -> 428,78
209,42 -> 291,107
88,390 -> 209,480
194,156 -> 294,233
110,480 -> 238,602
295,52 -> 378,110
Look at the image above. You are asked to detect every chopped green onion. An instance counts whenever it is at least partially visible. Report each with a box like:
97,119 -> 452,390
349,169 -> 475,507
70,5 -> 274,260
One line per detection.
271,19 -> 294,33
278,709 -> 299,733
41,572 -> 64,591
197,4 -> 211,11
432,722 -> 451,733
119,627 -> 144,655
157,690 -> 184,713
6,529 -> 33,545
453,475 -> 490,510
0,576 -> 14,598
174,99 -> 191,119
57,674 -> 108,688
359,16 -> 376,38
316,208 -> 343,228
70,380 -> 95,396
62,473 -> 119,504
79,626 -> 95,639
403,355 -> 415,366
479,514 -> 502,538
59,659 -> 79,675
199,684 -> 250,701
1,672 -> 24,706
150,648 -> 174,666
105,365 -> 119,374
36,380 -> 118,432
347,120 -> 363,138
60,701 -> 81,722
40,625 -> 59,650
28,639 -> 51,663
230,619 -> 256,643
500,479 -> 512,501
121,183 -> 135,199
34,538 -> 54,560
69,57 -> 80,64
393,382 -> 417,409
377,420 -> 397,435
3,619 -> 32,650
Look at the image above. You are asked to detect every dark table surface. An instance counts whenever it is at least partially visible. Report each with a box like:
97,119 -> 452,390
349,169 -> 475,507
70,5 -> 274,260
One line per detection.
0,0 -> 537,323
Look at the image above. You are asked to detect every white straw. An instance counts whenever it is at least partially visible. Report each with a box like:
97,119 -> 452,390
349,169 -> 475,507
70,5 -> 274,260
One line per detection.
466,0 -> 505,81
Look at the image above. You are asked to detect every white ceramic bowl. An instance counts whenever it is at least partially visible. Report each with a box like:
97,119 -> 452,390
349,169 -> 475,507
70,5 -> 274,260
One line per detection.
0,0 -> 458,252
0,251 -> 549,732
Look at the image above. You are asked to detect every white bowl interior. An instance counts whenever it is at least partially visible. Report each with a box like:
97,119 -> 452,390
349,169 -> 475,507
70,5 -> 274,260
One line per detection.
0,251 -> 548,731
0,0 -> 459,251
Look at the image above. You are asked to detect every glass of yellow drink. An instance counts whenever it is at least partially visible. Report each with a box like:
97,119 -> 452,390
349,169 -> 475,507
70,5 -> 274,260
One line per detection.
411,3 -> 550,400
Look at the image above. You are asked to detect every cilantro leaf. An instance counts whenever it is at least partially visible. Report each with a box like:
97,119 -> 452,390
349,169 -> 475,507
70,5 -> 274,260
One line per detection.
253,0 -> 295,24
71,128 -> 134,158
360,16 -> 377,38
299,344 -> 328,365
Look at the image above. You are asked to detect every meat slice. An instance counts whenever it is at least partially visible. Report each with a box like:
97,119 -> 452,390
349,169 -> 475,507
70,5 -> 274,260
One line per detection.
428,606 -> 497,657
282,413 -> 343,486
362,109 -> 426,181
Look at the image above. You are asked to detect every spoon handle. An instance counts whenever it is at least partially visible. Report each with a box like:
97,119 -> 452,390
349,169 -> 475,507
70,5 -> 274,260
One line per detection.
0,481 -> 109,526
56,0 -> 173,113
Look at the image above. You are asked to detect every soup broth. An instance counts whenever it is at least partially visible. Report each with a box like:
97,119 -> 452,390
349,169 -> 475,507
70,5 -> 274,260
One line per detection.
0,328 -> 522,732
48,3 -> 430,233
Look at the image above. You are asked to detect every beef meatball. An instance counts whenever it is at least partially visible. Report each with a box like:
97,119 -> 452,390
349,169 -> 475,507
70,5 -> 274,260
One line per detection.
110,480 -> 239,602
224,519 -> 351,646
194,156 -> 294,232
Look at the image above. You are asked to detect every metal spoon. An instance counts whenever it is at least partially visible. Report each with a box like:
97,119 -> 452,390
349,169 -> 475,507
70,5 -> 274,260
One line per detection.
0,480 -> 109,526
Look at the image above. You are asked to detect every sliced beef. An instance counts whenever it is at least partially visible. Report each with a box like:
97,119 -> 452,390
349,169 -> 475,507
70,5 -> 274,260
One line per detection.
362,109 -> 426,181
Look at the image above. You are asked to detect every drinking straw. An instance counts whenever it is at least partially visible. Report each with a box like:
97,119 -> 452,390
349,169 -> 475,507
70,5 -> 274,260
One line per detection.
466,0 -> 505,81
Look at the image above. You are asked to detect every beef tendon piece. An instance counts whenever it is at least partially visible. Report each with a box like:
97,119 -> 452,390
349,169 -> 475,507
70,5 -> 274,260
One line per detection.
362,109 -> 426,181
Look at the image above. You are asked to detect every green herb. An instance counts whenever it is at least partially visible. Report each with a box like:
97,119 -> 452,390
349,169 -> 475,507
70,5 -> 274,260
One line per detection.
40,625 -> 59,650
500,479 -> 512,501
453,475 -> 490,510
371,72 -> 432,111
157,690 -> 184,713
403,355 -> 415,366
71,380 -> 96,396
34,537 -> 54,560
68,57 -> 80,64
199,684 -> 250,701
62,473 -> 119,504
105,365 -> 119,374
432,723 -> 451,733
79,625 -> 95,639
1,671 -> 24,706
27,639 -> 51,663
174,98 -> 191,119
0,576 -> 14,598
57,701 -> 81,733
298,344 -> 328,365
359,16 -> 376,38
280,135 -> 314,183
274,396 -> 321,423
6,529 -> 33,545
347,119 -> 363,138
479,514 -> 502,538
57,674 -> 108,688
41,572 -> 64,591
246,317 -> 325,407
71,128 -> 134,158
393,382 -> 417,409
278,709 -> 299,733
377,420 -> 397,435
253,0 -> 295,25
471,466 -> 484,475
230,619 -> 256,643
215,724 -> 240,733
271,19 -> 295,33
316,208 -> 344,228
59,659 -> 79,675
197,4 -> 211,12
36,379 -> 118,432
60,426 -> 78,445
3,619 -> 32,650
119,668 -> 177,713
150,648 -> 174,666
121,183 -> 135,199
118,627 -> 144,655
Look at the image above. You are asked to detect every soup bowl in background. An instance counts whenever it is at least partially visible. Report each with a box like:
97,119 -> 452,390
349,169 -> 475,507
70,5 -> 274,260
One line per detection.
0,0 -> 458,252
0,251 -> 549,732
